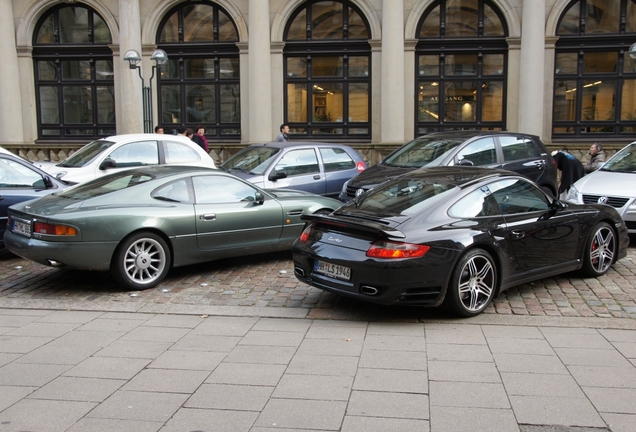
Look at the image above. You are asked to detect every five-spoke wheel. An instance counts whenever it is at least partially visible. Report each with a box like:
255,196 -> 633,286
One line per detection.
583,222 -> 616,277
444,248 -> 497,317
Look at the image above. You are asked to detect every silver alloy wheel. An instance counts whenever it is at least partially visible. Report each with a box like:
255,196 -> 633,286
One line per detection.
589,225 -> 615,274
122,237 -> 167,286
458,254 -> 495,312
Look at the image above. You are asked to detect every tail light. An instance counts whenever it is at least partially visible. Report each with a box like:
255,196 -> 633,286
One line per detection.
33,222 -> 77,236
367,240 -> 430,259
356,161 -> 366,172
299,225 -> 312,242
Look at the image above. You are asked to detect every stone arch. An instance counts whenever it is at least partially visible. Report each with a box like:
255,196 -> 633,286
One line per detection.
546,0 -> 574,37
405,0 -> 521,39
142,0 -> 248,44
271,0 -> 381,42
16,0 -> 118,47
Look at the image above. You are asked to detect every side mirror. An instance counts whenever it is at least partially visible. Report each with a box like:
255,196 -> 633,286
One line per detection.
99,158 -> 117,170
268,170 -> 287,181
458,158 -> 474,166
254,191 -> 265,205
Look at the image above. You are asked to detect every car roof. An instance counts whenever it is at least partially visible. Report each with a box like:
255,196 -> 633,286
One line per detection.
100,164 -> 218,179
248,142 -> 356,150
101,133 -> 194,144
398,166 -> 522,187
414,131 -> 540,140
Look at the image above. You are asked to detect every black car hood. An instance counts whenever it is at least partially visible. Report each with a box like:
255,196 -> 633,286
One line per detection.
347,164 -> 415,189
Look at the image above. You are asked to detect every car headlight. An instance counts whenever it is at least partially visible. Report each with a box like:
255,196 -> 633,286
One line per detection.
566,185 -> 580,202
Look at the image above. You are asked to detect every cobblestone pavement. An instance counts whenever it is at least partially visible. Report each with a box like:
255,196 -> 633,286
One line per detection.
1,237 -> 635,321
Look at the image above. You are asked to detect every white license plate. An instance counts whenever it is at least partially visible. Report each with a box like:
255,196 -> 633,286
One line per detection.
314,260 -> 351,281
11,219 -> 31,237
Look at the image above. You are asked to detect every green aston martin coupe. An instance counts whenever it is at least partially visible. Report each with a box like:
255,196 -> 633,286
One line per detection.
4,166 -> 342,290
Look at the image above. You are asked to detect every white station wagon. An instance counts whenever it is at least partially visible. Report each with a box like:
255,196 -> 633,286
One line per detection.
38,133 -> 216,185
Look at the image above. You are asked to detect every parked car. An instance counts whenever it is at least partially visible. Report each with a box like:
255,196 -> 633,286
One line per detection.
339,131 -> 558,201
221,142 -> 367,198
293,167 -> 628,317
4,165 -> 341,290
567,141 -> 636,234
37,133 -> 216,185
0,148 -> 67,247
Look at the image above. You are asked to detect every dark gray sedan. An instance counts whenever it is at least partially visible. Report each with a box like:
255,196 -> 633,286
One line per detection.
4,166 -> 341,290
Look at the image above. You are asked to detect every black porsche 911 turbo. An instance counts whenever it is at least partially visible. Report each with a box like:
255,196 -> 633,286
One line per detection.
292,167 -> 629,317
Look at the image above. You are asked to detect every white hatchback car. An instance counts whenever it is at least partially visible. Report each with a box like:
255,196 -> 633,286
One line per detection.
567,141 -> 636,234
38,133 -> 216,185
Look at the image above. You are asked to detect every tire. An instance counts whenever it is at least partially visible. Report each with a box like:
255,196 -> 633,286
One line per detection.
443,248 -> 497,317
111,231 -> 171,290
582,222 -> 616,277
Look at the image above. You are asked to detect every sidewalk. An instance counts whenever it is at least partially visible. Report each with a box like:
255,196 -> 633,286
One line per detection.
1,304 -> 635,432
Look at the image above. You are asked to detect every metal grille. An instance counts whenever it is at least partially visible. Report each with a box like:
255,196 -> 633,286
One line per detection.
581,195 -> 629,208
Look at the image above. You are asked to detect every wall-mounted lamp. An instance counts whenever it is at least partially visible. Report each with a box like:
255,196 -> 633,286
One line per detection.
629,42 -> 636,60
123,49 -> 169,133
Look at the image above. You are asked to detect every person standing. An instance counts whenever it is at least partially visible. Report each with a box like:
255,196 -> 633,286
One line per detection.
192,125 -> 209,153
552,151 -> 585,200
154,125 -> 164,134
584,143 -> 606,174
274,124 -> 289,142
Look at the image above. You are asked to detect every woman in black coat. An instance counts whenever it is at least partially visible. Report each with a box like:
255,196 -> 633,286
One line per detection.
552,151 -> 585,199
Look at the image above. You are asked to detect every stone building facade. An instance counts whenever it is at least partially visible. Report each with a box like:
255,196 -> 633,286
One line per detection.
1,0 -> 635,162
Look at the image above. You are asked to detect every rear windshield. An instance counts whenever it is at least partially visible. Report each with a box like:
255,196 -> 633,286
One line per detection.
222,147 -> 281,174
601,144 -> 636,173
59,140 -> 116,168
56,171 -> 154,200
384,137 -> 465,168
345,177 -> 457,216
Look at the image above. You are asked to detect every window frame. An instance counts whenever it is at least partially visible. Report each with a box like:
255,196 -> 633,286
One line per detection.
415,0 -> 509,136
156,1 -> 241,141
283,0 -> 372,140
32,4 -> 114,141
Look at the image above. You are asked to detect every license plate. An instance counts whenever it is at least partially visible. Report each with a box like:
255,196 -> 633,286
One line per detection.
11,218 -> 31,237
313,260 -> 351,281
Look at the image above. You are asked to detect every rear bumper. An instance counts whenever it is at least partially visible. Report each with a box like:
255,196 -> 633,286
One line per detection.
4,231 -> 117,271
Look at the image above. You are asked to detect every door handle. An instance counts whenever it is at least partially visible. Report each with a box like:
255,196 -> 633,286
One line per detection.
313,175 -> 321,180
200,213 -> 216,220
510,230 -> 525,239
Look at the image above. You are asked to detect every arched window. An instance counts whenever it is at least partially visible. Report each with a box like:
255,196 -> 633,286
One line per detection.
283,1 -> 371,139
416,0 -> 508,136
157,1 -> 240,139
33,4 -> 114,139
553,0 -> 636,139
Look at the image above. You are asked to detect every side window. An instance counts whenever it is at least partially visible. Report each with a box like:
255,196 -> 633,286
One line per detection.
108,141 -> 159,167
193,175 -> 257,204
164,141 -> 201,164
455,138 -> 497,166
152,179 -> 191,203
500,136 -> 540,161
320,147 -> 355,172
273,149 -> 320,176
0,158 -> 45,188
489,178 -> 549,215
449,186 -> 501,218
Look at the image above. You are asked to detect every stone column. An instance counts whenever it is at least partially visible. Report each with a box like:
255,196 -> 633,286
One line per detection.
381,0 -> 405,143
518,0 -> 545,138
0,1 -> 24,143
248,0 -> 273,142
117,0 -> 144,134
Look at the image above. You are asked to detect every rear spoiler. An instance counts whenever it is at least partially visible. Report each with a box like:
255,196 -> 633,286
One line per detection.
301,213 -> 406,239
